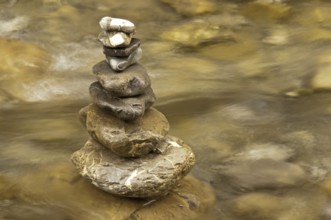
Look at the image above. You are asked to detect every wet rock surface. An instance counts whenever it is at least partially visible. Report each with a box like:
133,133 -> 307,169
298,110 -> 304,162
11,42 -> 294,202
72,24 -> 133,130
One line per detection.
92,60 -> 151,96
71,16 -> 196,200
71,137 -> 195,198
79,104 -> 169,157
89,81 -> 156,121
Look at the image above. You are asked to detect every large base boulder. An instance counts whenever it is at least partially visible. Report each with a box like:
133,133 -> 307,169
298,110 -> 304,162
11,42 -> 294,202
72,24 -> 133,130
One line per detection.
71,136 -> 195,198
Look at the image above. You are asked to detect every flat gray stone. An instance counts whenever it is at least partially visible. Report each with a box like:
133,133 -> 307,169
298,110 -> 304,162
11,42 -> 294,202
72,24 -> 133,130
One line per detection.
92,61 -> 150,97
79,104 -> 170,157
71,137 -> 195,198
103,38 -> 140,57
89,81 -> 155,121
106,47 -> 142,72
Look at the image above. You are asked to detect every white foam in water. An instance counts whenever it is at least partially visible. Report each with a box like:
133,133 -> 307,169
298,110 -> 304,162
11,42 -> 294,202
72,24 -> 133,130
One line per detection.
50,43 -> 100,71
0,16 -> 29,36
20,77 -> 90,102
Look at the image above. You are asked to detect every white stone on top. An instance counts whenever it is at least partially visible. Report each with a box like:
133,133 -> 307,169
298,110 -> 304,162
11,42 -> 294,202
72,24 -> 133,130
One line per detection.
99,16 -> 135,34
109,33 -> 126,46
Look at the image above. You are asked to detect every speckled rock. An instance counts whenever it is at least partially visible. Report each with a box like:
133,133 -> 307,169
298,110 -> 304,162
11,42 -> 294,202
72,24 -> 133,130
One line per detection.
92,61 -> 150,96
98,31 -> 132,48
71,137 -> 195,198
106,47 -> 142,72
99,16 -> 135,34
79,103 -> 170,157
220,159 -> 306,190
103,38 -> 140,57
89,81 -> 155,121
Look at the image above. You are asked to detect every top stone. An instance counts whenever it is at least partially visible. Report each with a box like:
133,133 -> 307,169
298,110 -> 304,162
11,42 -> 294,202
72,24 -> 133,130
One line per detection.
99,16 -> 135,34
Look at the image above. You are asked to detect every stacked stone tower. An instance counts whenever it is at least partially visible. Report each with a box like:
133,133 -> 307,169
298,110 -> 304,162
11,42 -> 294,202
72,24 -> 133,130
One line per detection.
71,17 -> 195,198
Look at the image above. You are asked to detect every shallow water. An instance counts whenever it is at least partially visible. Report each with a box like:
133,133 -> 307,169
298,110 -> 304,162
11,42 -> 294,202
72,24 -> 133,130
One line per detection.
2,0 -> 331,219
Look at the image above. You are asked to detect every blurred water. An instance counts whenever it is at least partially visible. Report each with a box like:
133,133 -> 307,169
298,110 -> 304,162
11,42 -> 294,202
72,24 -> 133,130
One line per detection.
2,0 -> 331,219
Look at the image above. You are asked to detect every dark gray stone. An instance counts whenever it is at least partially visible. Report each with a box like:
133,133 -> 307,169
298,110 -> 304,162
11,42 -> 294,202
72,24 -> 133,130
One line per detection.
106,47 -> 142,72
71,136 -> 195,198
89,81 -> 155,121
92,61 -> 150,96
103,38 -> 140,57
79,104 -> 170,157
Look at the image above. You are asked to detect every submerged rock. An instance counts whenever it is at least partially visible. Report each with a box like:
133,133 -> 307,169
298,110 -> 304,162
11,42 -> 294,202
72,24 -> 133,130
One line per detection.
89,81 -> 156,121
160,0 -> 218,17
229,192 -> 283,219
98,31 -> 133,48
71,137 -> 195,198
220,159 -> 306,190
79,103 -> 169,157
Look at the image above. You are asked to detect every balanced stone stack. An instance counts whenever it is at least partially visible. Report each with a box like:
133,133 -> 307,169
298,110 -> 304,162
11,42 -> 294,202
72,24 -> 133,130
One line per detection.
71,17 -> 196,198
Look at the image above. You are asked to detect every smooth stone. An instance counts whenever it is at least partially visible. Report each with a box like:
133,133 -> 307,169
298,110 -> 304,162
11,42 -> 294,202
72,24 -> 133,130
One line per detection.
71,137 -> 196,198
99,16 -> 135,34
221,159 -> 306,190
229,193 -> 283,219
107,47 -> 142,72
89,81 -> 156,121
103,38 -> 140,57
92,61 -> 150,97
79,103 -> 170,157
98,31 -> 132,48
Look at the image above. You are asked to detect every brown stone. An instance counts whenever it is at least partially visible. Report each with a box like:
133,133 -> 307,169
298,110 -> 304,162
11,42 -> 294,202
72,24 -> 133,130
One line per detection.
71,137 -> 195,198
79,103 -> 169,157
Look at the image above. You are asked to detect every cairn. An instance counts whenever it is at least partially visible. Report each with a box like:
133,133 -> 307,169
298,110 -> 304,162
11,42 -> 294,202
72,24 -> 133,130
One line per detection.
71,17 -> 195,198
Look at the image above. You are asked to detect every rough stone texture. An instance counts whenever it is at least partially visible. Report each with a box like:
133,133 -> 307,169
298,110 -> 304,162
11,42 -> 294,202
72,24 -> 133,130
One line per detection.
106,47 -> 142,72
92,61 -> 150,96
71,137 -> 196,198
98,31 -> 132,48
99,16 -> 135,34
220,159 -> 307,190
89,81 -> 156,121
79,104 -> 170,157
103,38 -> 140,57
17,162 -> 215,220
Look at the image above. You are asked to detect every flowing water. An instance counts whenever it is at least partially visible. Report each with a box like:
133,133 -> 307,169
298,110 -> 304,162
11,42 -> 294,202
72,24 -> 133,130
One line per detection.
2,0 -> 331,219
